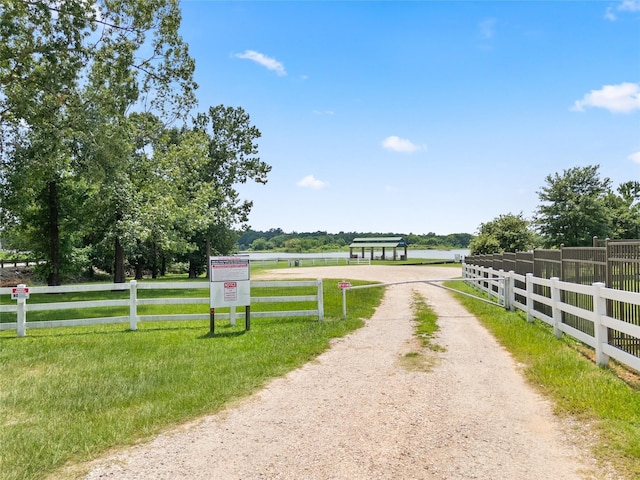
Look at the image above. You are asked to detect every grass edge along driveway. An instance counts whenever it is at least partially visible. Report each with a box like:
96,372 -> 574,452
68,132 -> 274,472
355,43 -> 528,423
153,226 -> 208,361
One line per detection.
0,278 -> 383,480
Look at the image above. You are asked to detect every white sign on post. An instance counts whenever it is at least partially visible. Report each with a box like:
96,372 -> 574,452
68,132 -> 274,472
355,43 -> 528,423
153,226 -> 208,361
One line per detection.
11,285 -> 30,300
209,256 -> 251,308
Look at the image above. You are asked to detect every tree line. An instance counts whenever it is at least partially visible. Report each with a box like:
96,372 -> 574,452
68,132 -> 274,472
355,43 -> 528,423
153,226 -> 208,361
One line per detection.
0,1 -> 270,284
237,229 -> 473,252
469,165 -> 640,255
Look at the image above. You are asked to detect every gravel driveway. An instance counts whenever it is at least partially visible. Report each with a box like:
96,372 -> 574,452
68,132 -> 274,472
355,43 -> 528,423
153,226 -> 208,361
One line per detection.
81,265 -> 613,479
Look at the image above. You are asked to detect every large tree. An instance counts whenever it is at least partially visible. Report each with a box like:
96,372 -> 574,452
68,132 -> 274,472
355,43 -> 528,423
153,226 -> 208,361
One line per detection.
0,0 -> 197,284
534,165 -> 613,247
185,105 -> 271,277
609,181 -> 640,239
469,212 -> 537,255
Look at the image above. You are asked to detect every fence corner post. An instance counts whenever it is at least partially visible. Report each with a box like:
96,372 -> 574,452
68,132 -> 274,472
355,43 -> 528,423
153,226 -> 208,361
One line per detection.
592,282 -> 609,367
550,277 -> 563,339
317,278 -> 324,321
129,280 -> 138,331
525,273 -> 534,323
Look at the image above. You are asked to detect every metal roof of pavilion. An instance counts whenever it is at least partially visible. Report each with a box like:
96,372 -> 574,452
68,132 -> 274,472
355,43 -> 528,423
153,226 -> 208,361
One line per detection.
349,237 -> 407,248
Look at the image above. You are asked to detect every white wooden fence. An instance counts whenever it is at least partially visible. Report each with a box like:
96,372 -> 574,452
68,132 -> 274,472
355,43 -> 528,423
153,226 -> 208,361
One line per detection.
462,263 -> 640,372
0,279 -> 324,336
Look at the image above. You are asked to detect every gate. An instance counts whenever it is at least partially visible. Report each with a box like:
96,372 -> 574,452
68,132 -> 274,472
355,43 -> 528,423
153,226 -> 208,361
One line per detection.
340,274 -> 507,319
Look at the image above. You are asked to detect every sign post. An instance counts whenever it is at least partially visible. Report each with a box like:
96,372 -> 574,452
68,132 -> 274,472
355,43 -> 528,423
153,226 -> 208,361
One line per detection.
338,280 -> 351,320
11,284 -> 29,337
209,255 -> 251,333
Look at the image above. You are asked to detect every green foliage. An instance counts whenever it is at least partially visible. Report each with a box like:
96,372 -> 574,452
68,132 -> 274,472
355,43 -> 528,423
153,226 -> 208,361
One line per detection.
535,165 -> 614,247
411,292 -> 444,352
0,0 -> 198,285
609,181 -> 640,239
469,212 -> 537,255
237,229 -> 473,252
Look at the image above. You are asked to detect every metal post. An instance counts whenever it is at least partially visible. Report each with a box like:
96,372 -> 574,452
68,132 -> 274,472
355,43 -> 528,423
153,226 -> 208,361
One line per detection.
230,307 -> 236,327
245,306 -> 251,331
210,308 -> 215,333
342,283 -> 347,320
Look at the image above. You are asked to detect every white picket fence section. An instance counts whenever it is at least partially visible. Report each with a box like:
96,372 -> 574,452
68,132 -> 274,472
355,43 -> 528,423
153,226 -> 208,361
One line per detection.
462,263 -> 640,372
0,279 -> 324,336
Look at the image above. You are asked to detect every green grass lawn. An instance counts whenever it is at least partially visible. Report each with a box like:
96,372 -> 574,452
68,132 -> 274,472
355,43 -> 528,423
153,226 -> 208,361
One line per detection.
0,278 -> 383,480
449,280 -> 640,479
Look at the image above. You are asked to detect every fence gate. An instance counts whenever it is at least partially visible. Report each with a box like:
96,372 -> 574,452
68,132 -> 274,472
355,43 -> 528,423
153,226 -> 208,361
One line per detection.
341,275 -> 508,319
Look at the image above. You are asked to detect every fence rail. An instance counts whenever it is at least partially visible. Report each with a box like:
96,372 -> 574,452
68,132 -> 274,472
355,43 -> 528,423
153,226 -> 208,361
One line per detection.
0,279 -> 324,336
462,263 -> 640,373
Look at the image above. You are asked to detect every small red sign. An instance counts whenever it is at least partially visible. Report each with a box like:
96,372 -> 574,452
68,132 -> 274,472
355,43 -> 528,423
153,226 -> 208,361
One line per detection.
224,281 -> 237,288
11,286 -> 30,300
338,282 -> 351,289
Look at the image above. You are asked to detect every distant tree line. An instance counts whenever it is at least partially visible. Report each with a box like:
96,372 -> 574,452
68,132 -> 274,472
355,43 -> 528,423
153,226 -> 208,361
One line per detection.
469,165 -> 640,255
237,229 -> 473,252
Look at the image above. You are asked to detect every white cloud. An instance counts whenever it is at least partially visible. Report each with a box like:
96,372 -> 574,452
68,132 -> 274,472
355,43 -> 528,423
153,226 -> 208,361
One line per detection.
605,7 -> 617,21
297,175 -> 329,190
571,82 -> 640,113
619,0 -> 640,11
381,136 -> 424,153
234,50 -> 286,76
605,0 -> 640,20
629,152 -> 640,164
479,18 -> 497,39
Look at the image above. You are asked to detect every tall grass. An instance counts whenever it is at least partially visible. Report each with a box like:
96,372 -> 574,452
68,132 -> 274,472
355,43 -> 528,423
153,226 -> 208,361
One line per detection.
449,281 -> 640,479
0,279 -> 383,480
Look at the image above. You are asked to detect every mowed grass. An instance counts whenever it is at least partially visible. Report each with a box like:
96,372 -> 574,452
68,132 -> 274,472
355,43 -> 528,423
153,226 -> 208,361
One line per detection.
0,279 -> 383,480
448,281 -> 640,479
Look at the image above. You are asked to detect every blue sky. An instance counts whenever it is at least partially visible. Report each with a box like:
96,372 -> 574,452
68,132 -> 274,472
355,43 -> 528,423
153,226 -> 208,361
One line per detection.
178,0 -> 640,235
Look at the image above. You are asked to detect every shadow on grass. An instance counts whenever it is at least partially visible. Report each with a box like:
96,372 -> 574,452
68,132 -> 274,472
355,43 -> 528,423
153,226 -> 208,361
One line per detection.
200,329 -> 247,339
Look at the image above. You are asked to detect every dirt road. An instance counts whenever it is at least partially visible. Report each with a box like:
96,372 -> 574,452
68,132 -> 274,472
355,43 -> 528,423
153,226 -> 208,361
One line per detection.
82,265 -> 612,479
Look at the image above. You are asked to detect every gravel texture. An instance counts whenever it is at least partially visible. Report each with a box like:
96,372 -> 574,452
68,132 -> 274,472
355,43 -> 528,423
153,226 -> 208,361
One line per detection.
80,265 -> 614,480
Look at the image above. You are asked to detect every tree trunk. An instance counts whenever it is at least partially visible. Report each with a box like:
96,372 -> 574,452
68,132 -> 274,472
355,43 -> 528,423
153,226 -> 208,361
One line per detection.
150,244 -> 159,279
47,181 -> 61,286
134,240 -> 144,280
114,235 -> 126,283
134,261 -> 143,280
205,238 -> 211,280
188,260 -> 198,279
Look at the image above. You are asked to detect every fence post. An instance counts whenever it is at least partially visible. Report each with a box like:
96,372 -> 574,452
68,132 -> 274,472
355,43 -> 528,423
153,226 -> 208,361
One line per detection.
550,277 -> 563,339
505,271 -> 516,310
16,283 -> 27,337
592,282 -> 610,367
525,273 -> 534,322
129,280 -> 138,331
317,278 -> 324,321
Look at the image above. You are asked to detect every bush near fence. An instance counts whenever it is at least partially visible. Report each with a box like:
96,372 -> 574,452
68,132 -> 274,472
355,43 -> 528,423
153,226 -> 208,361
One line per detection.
463,240 -> 640,373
